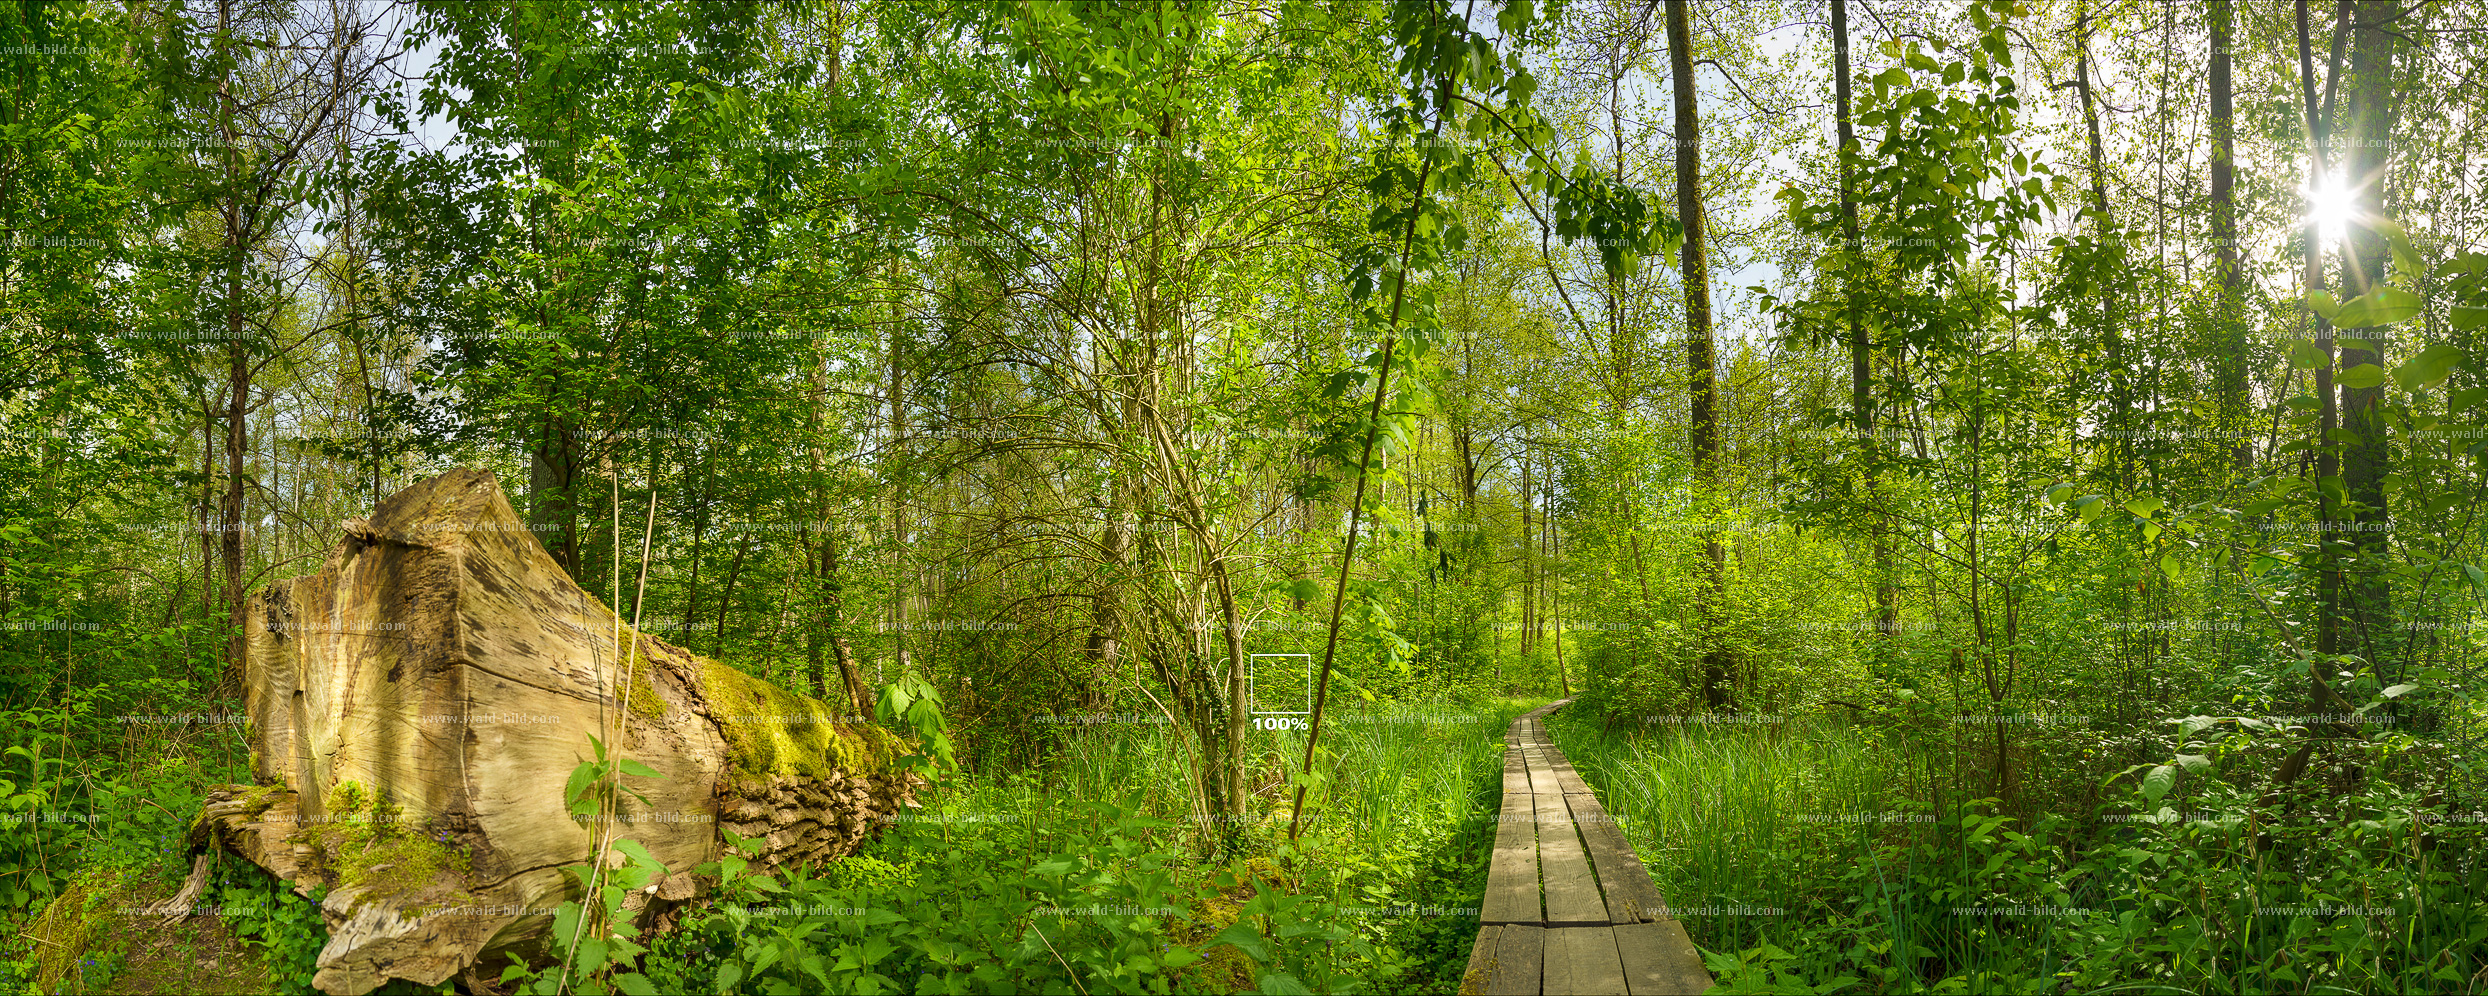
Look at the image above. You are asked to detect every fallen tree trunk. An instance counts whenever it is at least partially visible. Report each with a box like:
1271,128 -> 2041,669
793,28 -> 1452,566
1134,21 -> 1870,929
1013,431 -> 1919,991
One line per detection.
184,468 -> 917,995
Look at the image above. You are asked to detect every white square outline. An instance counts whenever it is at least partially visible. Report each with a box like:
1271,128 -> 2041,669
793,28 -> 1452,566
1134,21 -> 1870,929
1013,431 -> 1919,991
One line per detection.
1246,653 -> 1312,715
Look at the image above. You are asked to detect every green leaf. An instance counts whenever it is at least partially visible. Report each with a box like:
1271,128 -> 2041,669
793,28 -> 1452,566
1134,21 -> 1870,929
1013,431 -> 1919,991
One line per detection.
2289,340 -> 2329,370
2393,343 -> 2466,391
1256,973 -> 1316,995
2336,364 -> 2387,390
2332,288 -> 2421,328
2141,764 -> 2176,804
2381,683 -> 2419,698
2174,753 -> 2211,773
2122,496 -> 2164,517
2307,290 -> 2340,320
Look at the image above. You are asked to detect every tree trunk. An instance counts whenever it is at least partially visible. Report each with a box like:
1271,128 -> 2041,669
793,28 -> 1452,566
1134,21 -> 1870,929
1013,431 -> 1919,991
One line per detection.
218,0 -> 249,677
192,469 -> 916,996
2209,0 -> 2250,469
1666,0 -> 1730,709
2338,0 -> 2397,661
1831,0 -> 1897,638
2074,2 -> 2131,489
2298,0 -> 2345,656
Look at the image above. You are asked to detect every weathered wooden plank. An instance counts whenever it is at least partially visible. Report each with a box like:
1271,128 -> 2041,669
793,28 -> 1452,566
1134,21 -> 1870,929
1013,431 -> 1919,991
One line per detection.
1487,923 -> 1545,996
1536,790 -> 1611,925
1614,920 -> 1713,995
1575,806 -> 1665,923
1554,759 -> 1596,798
1460,924 -> 1503,995
1481,800 -> 1541,925
1543,926 -> 1630,995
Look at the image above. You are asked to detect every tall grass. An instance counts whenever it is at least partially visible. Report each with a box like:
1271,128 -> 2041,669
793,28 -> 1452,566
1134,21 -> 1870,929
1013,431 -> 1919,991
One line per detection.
875,697 -> 1545,989
1549,710 -> 1913,953
1549,708 -> 2488,994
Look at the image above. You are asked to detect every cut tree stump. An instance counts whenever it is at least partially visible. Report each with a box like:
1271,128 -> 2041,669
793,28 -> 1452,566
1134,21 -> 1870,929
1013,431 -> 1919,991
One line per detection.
185,468 -> 918,995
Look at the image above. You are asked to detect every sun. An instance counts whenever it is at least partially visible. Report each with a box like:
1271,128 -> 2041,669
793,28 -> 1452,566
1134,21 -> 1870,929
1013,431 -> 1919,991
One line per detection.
2305,174 -> 2354,246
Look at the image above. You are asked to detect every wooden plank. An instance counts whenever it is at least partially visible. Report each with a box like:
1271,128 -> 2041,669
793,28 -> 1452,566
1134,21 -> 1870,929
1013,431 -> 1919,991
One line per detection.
1535,790 -> 1611,925
1542,926 -> 1630,995
1575,807 -> 1665,923
1480,797 -> 1541,925
1460,924 -> 1503,995
1486,923 -> 1544,996
1481,850 -> 1540,924
1614,920 -> 1713,996
1554,759 -> 1596,798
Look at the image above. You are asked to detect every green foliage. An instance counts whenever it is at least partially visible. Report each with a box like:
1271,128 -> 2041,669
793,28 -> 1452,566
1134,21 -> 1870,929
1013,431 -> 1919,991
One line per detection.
647,798 -> 1372,995
216,863 -> 330,996
502,744 -> 675,996
875,669 -> 957,776
1558,707 -> 2488,995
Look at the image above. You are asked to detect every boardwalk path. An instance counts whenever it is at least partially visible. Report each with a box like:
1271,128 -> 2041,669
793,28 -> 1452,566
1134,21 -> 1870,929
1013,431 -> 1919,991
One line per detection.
1459,700 -> 1714,995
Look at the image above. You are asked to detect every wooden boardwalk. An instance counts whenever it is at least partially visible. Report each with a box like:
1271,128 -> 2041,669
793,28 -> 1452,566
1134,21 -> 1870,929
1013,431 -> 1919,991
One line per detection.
1460,700 -> 1714,995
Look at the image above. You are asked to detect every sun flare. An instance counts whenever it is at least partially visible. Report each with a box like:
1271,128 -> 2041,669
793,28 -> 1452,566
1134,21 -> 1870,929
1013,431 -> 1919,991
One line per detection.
2306,174 -> 2355,245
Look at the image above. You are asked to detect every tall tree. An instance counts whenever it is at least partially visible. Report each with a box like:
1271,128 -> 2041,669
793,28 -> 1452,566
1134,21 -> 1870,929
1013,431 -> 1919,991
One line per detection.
2298,0 -> 2346,656
2209,0 -> 2249,469
1830,0 -> 1896,636
1665,0 -> 1728,708
2336,0 -> 2397,658
2071,0 -> 2131,488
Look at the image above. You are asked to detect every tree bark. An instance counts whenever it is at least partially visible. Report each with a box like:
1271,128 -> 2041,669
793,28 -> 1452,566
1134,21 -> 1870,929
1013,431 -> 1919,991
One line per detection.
2210,0 -> 2250,469
1666,0 -> 1730,709
2074,1 -> 2131,489
2337,0 -> 2397,661
2299,0 -> 2345,656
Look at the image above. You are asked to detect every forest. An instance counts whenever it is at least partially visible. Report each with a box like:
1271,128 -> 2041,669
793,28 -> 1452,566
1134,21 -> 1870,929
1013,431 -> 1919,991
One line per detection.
2,0 -> 2485,992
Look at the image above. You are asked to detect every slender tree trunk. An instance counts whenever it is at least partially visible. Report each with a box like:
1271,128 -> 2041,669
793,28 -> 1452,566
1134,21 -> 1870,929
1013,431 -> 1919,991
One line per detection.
218,0 -> 249,675
1831,0 -> 1896,638
1666,0 -> 1729,709
2299,0 -> 2345,657
1519,441 -> 1533,657
2210,0 -> 2250,470
2338,0 -> 2397,663
2074,2 -> 2130,489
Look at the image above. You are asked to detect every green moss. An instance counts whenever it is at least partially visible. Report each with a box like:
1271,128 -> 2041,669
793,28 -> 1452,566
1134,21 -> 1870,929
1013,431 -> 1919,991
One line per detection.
696,654 -> 902,781
621,635 -> 666,721
30,866 -> 134,992
302,781 -> 474,913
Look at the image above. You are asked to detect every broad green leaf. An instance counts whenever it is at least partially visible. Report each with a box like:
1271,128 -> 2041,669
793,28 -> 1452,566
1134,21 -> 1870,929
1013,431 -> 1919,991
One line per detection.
2332,287 -> 2422,328
2393,343 -> 2466,391
2336,364 -> 2387,389
2307,290 -> 2340,320
2141,764 -> 2175,804
1257,974 -> 1316,995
